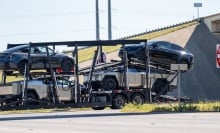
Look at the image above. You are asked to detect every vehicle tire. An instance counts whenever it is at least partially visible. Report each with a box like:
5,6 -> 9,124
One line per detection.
3,71 -> 13,75
92,107 -> 105,110
26,91 -> 38,105
111,94 -> 127,109
61,59 -> 74,72
18,61 -> 28,74
103,77 -> 117,90
131,93 -> 145,105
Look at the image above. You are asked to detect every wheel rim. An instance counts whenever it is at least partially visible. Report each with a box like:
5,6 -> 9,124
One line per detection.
132,95 -> 144,105
104,78 -> 117,90
115,96 -> 125,107
106,80 -> 116,89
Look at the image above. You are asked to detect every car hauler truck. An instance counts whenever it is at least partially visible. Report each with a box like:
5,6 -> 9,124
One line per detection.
0,40 -> 179,110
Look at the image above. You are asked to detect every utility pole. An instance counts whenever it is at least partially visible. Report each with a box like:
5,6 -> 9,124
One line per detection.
108,0 -> 112,40
96,0 -> 100,40
95,0 -> 102,62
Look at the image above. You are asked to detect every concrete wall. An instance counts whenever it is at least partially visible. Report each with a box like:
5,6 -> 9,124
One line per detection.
171,23 -> 220,101
204,14 -> 220,33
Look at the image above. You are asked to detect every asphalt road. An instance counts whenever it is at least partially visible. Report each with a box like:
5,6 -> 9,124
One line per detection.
0,110 -> 220,133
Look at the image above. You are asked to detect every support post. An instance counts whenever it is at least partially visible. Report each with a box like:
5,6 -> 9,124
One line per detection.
177,65 -> 181,104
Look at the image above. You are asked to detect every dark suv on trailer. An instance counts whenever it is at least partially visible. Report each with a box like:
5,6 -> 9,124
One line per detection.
0,45 -> 74,75
118,40 -> 194,70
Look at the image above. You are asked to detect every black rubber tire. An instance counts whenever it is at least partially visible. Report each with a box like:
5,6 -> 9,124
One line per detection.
18,61 -> 28,74
111,94 -> 126,109
61,59 -> 74,72
92,107 -> 105,110
103,77 -> 117,90
26,91 -> 38,105
131,93 -> 145,105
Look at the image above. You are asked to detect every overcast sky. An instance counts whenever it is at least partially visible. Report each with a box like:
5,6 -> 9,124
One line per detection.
0,0 -> 220,51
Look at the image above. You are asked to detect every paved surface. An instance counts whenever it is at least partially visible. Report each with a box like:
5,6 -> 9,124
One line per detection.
0,110 -> 220,133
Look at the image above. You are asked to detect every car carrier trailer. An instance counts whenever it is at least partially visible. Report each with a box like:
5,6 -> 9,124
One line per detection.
0,39 -> 180,110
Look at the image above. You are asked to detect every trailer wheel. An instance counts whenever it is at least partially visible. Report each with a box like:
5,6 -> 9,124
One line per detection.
103,77 -> 117,90
111,94 -> 126,109
92,107 -> 105,110
131,93 -> 144,105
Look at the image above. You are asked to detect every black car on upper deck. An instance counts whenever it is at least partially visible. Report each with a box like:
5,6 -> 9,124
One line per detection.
0,45 -> 74,75
118,41 -> 194,70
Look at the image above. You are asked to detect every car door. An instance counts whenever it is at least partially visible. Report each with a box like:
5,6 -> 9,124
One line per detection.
127,68 -> 144,88
29,47 -> 46,69
149,42 -> 173,65
56,78 -> 72,101
37,46 -> 60,68
168,43 -> 183,63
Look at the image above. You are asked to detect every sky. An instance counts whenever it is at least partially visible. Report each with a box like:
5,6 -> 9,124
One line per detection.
0,0 -> 220,52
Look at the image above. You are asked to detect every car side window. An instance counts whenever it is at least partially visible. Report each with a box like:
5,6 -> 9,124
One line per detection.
37,47 -> 54,55
57,79 -> 69,86
170,44 -> 184,51
150,43 -> 158,48
48,48 -> 55,55
20,48 -> 29,53
158,42 -> 171,49
37,47 -> 47,54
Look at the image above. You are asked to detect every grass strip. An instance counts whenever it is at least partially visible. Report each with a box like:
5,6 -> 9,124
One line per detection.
122,101 -> 220,113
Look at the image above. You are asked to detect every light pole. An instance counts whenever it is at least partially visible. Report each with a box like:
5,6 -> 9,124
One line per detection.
96,0 -> 103,61
108,0 -> 112,40
96,0 -> 100,40
193,2 -> 202,21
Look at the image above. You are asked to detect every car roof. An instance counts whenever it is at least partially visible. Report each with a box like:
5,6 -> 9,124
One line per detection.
4,45 -> 29,53
123,40 -> 162,47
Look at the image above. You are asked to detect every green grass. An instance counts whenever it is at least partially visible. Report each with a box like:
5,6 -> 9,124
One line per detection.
65,45 -> 121,63
122,101 -> 220,113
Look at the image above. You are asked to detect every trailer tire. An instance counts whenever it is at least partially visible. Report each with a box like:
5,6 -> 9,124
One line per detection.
131,93 -> 144,105
111,94 -> 126,109
103,77 -> 117,90
92,107 -> 105,110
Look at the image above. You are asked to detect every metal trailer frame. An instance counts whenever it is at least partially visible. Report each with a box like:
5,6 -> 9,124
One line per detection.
0,39 -> 182,111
